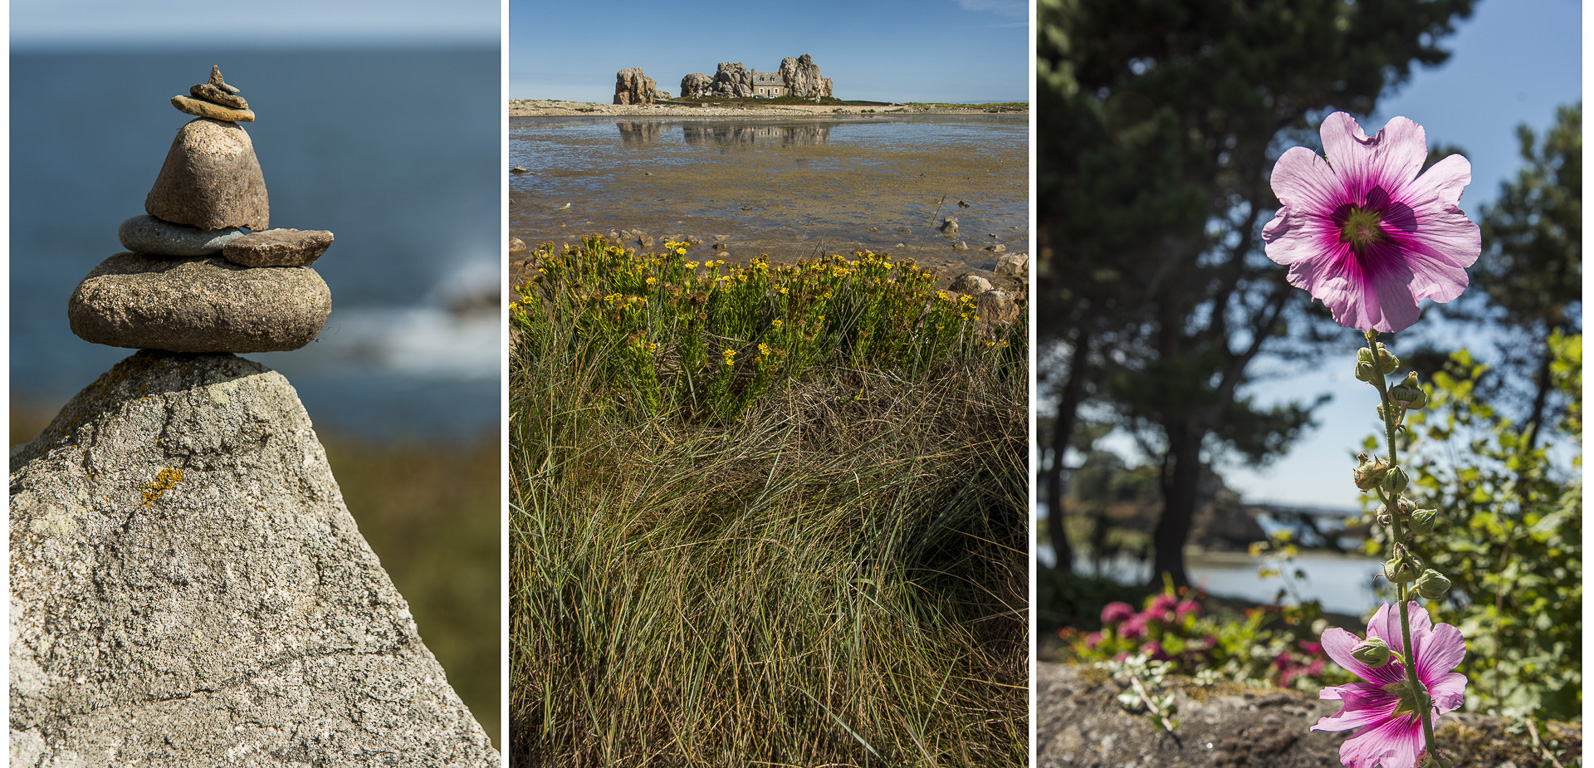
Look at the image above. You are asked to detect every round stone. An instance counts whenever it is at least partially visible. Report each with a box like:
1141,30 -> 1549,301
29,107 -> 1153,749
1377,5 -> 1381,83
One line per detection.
170,95 -> 254,122
118,214 -> 249,257
68,253 -> 330,353
146,119 -> 269,231
222,228 -> 334,267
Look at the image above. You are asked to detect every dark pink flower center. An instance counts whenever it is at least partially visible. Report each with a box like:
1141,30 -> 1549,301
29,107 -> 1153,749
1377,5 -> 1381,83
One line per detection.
1338,206 -> 1387,252
1330,187 -> 1420,259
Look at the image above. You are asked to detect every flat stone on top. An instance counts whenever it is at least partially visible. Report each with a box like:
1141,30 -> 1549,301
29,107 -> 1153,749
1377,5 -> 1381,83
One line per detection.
118,214 -> 249,257
223,228 -> 334,267
171,95 -> 255,122
68,253 -> 330,353
146,118 -> 269,230
190,83 -> 249,110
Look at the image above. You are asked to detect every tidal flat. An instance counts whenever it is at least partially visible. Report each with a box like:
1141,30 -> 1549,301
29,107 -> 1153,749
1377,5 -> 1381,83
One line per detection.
509,113 -> 1028,287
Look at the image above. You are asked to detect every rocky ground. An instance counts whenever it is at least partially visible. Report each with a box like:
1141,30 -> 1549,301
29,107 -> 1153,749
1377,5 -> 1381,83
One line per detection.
1036,663 -> 1579,767
510,99 -> 1027,117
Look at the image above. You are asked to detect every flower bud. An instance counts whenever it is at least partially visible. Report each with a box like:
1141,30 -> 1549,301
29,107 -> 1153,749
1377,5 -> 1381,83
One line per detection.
1376,344 -> 1400,375
1409,508 -> 1438,534
1382,466 -> 1409,494
1354,454 -> 1390,491
1389,372 -> 1427,410
1384,556 -> 1418,583
1355,348 -> 1378,382
1351,636 -> 1392,667
1415,569 -> 1451,600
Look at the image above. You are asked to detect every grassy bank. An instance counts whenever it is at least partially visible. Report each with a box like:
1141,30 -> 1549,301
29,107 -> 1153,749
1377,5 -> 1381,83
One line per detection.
509,237 -> 1028,766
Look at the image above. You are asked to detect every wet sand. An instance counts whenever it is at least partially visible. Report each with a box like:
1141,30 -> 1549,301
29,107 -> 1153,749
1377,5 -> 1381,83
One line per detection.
509,114 -> 1029,291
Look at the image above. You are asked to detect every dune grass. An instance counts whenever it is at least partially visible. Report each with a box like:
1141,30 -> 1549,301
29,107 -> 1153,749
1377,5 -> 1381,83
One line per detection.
509,237 -> 1028,766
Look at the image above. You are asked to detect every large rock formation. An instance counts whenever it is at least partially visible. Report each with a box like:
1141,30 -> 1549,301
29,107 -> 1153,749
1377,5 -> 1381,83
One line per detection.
680,55 -> 832,100
10,351 -> 498,765
679,72 -> 713,99
778,54 -> 833,99
712,62 -> 754,98
613,67 -> 658,105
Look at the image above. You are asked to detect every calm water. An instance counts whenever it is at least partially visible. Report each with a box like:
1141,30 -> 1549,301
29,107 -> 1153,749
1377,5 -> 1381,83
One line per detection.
509,114 -> 1028,276
11,47 -> 501,440
1038,543 -> 1383,616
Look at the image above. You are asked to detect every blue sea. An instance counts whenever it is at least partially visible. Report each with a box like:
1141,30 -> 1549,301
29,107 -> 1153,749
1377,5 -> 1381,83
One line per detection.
10,47 -> 502,441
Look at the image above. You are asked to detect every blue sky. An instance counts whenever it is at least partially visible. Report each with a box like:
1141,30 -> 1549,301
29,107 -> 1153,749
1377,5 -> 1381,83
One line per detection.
509,0 -> 1028,103
9,0 -> 500,47
1219,0 -> 1583,508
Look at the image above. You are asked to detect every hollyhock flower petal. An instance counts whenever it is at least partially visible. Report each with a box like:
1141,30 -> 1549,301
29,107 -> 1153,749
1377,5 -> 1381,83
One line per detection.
1426,671 -> 1468,713
1263,112 -> 1479,333
1320,113 -> 1430,202
1319,627 -> 1403,686
1337,714 -> 1424,768
1314,682 -> 1400,731
1415,622 -> 1466,684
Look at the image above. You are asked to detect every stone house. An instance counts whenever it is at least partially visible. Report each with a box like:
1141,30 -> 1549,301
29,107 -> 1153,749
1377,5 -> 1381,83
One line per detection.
752,71 -> 785,98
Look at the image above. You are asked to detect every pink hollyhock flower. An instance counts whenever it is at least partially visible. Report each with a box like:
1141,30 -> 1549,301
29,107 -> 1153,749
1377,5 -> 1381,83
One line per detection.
1263,112 -> 1480,333
1314,602 -> 1467,768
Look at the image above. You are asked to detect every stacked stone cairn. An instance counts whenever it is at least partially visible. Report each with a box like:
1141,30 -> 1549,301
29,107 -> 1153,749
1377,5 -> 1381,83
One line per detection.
69,66 -> 336,353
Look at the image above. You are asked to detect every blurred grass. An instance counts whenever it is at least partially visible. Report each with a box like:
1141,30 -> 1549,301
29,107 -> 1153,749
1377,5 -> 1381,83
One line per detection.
510,237 -> 1027,766
11,400 -> 501,750
323,433 -> 500,750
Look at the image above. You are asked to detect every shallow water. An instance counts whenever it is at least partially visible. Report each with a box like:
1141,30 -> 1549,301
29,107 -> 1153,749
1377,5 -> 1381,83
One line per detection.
509,114 -> 1028,280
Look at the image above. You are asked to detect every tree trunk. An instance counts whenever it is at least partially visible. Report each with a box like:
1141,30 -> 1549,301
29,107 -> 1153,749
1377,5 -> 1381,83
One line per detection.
1151,418 -> 1202,588
1044,327 -> 1091,574
1521,325 -> 1556,452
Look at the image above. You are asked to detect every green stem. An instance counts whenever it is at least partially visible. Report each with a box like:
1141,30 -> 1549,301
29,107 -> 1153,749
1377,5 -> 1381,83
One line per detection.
1364,330 -> 1439,760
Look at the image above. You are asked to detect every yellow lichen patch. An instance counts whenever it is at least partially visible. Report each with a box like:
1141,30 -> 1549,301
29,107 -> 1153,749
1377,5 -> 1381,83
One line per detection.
141,467 -> 184,508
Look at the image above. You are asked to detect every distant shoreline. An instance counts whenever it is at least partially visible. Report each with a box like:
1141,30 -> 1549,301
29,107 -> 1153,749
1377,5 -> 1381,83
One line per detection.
510,99 -> 1028,118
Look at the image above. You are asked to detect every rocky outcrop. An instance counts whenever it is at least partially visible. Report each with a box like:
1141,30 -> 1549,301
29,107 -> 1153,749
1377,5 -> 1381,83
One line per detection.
680,55 -> 832,99
778,54 -> 832,98
680,72 -> 713,99
10,351 -> 498,766
712,62 -> 754,98
613,67 -> 658,105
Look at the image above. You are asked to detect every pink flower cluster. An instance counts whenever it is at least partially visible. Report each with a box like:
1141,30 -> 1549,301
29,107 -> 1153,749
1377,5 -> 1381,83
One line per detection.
1274,639 -> 1327,688
1086,592 -> 1213,665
